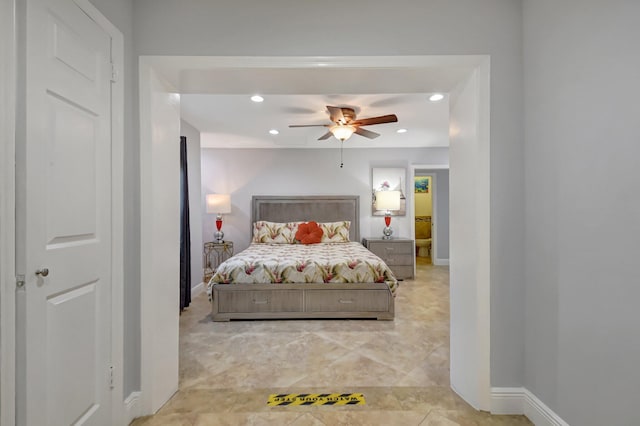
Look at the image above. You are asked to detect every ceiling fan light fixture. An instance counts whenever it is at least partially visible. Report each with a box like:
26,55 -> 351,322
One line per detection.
330,125 -> 355,141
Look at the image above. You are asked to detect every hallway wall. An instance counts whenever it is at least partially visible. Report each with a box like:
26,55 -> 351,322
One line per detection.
523,1 -> 640,424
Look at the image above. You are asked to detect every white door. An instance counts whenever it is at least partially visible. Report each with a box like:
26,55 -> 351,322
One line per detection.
18,0 -> 113,424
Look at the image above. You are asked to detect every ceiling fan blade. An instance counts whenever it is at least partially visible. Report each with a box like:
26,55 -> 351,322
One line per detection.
327,106 -> 346,124
352,114 -> 398,126
318,131 -> 333,140
289,124 -> 330,128
354,127 -> 380,139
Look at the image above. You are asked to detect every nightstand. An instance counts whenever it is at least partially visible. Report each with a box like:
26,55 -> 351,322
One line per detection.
362,237 -> 415,280
203,241 -> 234,283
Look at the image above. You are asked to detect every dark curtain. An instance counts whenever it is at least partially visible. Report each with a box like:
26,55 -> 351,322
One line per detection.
179,136 -> 191,310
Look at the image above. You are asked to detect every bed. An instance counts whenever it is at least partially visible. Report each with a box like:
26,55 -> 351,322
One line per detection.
208,195 -> 397,321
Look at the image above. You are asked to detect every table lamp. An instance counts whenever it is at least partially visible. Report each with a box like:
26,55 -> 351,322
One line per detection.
374,190 -> 401,239
206,194 -> 231,242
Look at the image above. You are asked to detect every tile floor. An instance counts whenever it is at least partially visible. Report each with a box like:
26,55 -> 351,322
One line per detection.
131,260 -> 531,425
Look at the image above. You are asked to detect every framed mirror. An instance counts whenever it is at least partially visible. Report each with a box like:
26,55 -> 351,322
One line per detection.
371,167 -> 407,216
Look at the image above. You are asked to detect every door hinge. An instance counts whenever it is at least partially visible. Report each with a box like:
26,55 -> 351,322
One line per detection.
110,63 -> 117,83
16,274 -> 25,288
109,365 -> 114,389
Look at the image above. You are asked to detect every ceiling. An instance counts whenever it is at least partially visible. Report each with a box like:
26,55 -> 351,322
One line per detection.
148,56 -> 478,149
180,93 -> 450,149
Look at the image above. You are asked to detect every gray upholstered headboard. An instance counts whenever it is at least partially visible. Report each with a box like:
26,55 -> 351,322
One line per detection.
251,195 -> 360,242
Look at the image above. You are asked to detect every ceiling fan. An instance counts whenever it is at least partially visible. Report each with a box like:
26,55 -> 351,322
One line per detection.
289,105 -> 398,142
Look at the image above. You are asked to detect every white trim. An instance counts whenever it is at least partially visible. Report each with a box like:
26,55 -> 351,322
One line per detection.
523,389 -> 571,426
143,55 -> 489,89
475,58 -> 492,410
140,55 -> 492,413
73,2 -> 125,424
124,391 -> 142,425
412,163 -> 450,170
491,387 -> 570,426
0,0 -> 17,424
491,387 -> 526,414
191,282 -> 205,299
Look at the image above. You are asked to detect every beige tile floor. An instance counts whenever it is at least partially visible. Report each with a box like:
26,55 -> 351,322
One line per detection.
132,259 -> 531,426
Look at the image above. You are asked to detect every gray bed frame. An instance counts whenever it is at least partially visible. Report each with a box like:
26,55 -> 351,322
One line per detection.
210,195 -> 395,321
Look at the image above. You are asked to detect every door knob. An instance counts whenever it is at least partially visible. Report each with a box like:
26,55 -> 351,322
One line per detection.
35,268 -> 49,277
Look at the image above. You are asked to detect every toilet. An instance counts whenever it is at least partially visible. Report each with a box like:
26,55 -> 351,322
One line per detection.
415,218 -> 432,257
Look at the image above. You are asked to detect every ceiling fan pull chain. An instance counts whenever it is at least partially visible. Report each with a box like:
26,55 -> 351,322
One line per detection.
340,140 -> 344,168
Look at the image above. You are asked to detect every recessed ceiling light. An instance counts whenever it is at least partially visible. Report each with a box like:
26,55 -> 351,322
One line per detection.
269,129 -> 279,135
397,128 -> 408,133
429,93 -> 444,102
250,95 -> 264,103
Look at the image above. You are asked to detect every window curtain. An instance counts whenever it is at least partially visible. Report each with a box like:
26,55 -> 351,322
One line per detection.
179,136 -> 191,310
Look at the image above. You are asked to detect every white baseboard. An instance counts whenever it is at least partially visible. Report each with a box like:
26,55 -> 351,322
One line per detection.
491,387 -> 570,426
433,258 -> 450,266
491,387 -> 526,414
523,389 -> 571,426
191,281 -> 205,298
124,391 -> 141,425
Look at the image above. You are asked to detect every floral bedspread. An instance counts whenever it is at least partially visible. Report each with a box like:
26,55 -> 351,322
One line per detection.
208,242 -> 398,295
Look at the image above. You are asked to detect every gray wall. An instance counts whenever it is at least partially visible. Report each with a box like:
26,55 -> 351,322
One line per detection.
180,120 -> 203,287
416,169 -> 449,261
88,0 -> 140,398
134,0 -> 526,389
523,1 -> 640,425
201,148 -> 450,251
79,1 -> 640,423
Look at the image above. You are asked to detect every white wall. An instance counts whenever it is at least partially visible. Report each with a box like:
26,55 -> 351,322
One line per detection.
449,69 -> 491,408
180,120 -> 203,288
139,64 -> 180,413
523,1 -> 640,425
201,148 -> 450,251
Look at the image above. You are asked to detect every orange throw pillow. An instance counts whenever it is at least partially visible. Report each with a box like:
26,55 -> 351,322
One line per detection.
295,221 -> 324,244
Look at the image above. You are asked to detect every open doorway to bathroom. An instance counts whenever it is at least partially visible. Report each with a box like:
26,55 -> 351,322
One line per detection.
413,168 -> 450,266
415,174 -> 434,265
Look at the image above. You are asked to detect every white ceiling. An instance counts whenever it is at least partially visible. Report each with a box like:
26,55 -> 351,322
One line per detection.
180,93 -> 450,149
154,56 -> 477,149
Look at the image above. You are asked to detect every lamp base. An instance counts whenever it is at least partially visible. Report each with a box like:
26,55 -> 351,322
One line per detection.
382,226 -> 393,239
214,230 -> 225,243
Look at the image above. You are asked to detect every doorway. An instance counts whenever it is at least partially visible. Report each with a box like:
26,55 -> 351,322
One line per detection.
3,0 -> 125,423
412,167 -> 450,267
139,55 -> 491,413
414,174 -> 434,265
